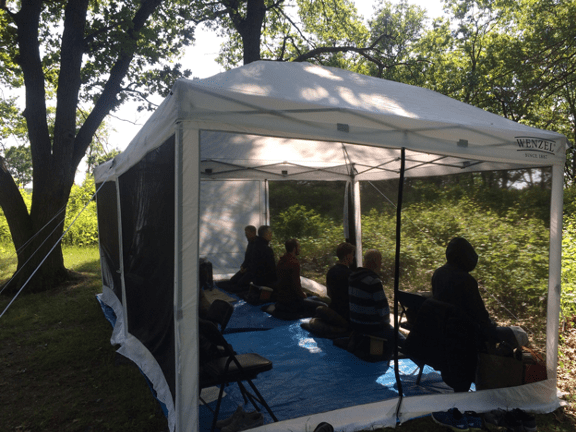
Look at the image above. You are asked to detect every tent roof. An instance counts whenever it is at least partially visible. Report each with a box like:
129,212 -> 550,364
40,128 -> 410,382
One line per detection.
96,61 -> 567,182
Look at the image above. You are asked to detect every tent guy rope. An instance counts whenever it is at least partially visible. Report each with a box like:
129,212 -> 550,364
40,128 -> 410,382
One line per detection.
0,173 -> 113,318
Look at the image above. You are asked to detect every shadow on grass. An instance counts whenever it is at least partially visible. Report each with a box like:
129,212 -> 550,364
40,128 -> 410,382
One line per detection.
70,258 -> 102,275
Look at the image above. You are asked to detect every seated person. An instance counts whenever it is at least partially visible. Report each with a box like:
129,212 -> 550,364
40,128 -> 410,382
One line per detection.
348,249 -> 405,347
220,225 -> 257,291
312,242 -> 355,331
325,242 -> 355,322
432,237 -> 520,349
275,238 -> 327,315
250,225 -> 278,288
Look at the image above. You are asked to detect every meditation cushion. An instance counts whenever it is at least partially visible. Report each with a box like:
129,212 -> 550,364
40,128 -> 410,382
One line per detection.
261,303 -> 310,320
300,318 -> 350,340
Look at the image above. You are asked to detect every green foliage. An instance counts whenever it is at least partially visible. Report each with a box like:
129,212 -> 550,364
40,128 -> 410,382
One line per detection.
272,204 -> 333,242
3,144 -> 32,187
0,96 -> 27,147
0,177 -> 98,248
62,177 -> 99,247
366,0 -> 429,80
286,187 -> 552,316
270,204 -> 347,274
562,214 -> 576,318
400,196 -> 549,308
269,181 -> 346,221
0,207 -> 9,244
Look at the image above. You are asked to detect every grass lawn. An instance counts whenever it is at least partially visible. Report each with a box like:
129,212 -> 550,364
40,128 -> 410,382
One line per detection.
0,246 -> 575,431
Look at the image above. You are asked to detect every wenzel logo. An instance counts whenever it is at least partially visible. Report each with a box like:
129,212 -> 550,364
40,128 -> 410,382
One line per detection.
515,136 -> 557,155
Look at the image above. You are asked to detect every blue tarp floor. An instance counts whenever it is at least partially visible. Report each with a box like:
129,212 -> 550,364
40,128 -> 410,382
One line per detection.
199,286 -> 460,431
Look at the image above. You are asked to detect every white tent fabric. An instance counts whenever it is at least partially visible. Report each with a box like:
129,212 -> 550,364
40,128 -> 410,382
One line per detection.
200,180 -> 267,277
94,61 -> 567,432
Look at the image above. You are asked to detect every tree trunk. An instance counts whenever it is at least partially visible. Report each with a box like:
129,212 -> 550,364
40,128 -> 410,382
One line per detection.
1,0 -> 166,296
236,0 -> 267,65
0,157 -> 73,295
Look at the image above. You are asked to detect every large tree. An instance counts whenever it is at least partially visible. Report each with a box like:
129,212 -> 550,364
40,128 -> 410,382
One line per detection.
0,0 -> 195,294
191,0 -> 395,71
0,0 -> 398,295
365,0 -> 429,81
408,0 -> 576,184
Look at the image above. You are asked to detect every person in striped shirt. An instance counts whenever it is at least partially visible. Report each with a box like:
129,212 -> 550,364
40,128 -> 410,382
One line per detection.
348,249 -> 405,346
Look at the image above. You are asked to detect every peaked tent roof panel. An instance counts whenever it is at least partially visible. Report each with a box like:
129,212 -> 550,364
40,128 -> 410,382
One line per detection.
96,61 -> 566,183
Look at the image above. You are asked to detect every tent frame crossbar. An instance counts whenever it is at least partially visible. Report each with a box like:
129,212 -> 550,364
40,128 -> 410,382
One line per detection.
201,154 -> 486,181
187,86 -> 521,150
201,159 -> 353,179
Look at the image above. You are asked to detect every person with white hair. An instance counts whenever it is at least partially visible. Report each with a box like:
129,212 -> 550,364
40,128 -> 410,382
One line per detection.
348,249 -> 405,346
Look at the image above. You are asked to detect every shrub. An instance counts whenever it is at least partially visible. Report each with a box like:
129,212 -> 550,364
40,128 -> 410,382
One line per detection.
358,196 -> 551,312
272,204 -> 333,242
0,179 -> 99,249
62,177 -> 99,246
562,214 -> 576,318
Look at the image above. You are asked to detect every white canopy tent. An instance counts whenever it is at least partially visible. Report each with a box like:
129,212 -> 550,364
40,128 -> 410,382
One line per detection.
94,61 -> 567,432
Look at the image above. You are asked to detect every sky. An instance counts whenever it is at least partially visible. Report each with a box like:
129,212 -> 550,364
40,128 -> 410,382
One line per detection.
0,0 -> 444,181
107,0 -> 445,157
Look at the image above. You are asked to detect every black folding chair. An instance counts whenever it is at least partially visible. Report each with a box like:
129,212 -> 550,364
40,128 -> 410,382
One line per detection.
199,319 -> 278,432
205,299 -> 234,332
397,291 -> 429,383
397,290 -> 429,331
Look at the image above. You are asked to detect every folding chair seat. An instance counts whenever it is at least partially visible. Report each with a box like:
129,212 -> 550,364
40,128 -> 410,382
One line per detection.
199,319 -> 278,432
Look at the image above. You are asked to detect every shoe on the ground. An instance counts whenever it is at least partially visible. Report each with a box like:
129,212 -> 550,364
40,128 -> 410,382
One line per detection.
222,410 -> 264,432
504,410 -> 524,432
464,411 -> 483,431
313,422 -> 334,432
238,411 -> 264,432
483,409 -> 508,430
431,408 -> 469,431
511,409 -> 537,432
216,405 -> 244,429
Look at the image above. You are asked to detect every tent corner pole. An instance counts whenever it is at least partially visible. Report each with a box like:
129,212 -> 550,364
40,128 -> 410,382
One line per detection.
546,163 -> 564,380
353,179 -> 363,265
393,148 -> 406,421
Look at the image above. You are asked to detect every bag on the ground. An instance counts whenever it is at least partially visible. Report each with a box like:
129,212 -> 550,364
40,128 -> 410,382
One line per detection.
476,343 -> 524,390
522,346 -> 547,384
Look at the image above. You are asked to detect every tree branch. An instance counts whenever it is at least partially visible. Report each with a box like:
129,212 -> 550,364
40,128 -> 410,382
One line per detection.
53,0 -> 90,170
272,5 -> 314,48
72,0 -> 164,167
290,34 -> 393,66
121,86 -> 161,109
13,0 -> 51,169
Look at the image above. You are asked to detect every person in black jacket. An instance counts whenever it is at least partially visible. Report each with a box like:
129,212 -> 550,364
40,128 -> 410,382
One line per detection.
250,225 -> 277,287
228,225 -> 257,287
432,237 -> 518,348
325,242 -> 355,322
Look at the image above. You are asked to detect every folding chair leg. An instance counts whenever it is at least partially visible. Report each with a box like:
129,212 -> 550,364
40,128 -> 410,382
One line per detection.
235,380 -> 278,423
200,395 -> 214,413
245,379 -> 278,422
237,381 -> 252,406
416,364 -> 425,385
210,384 -> 227,432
